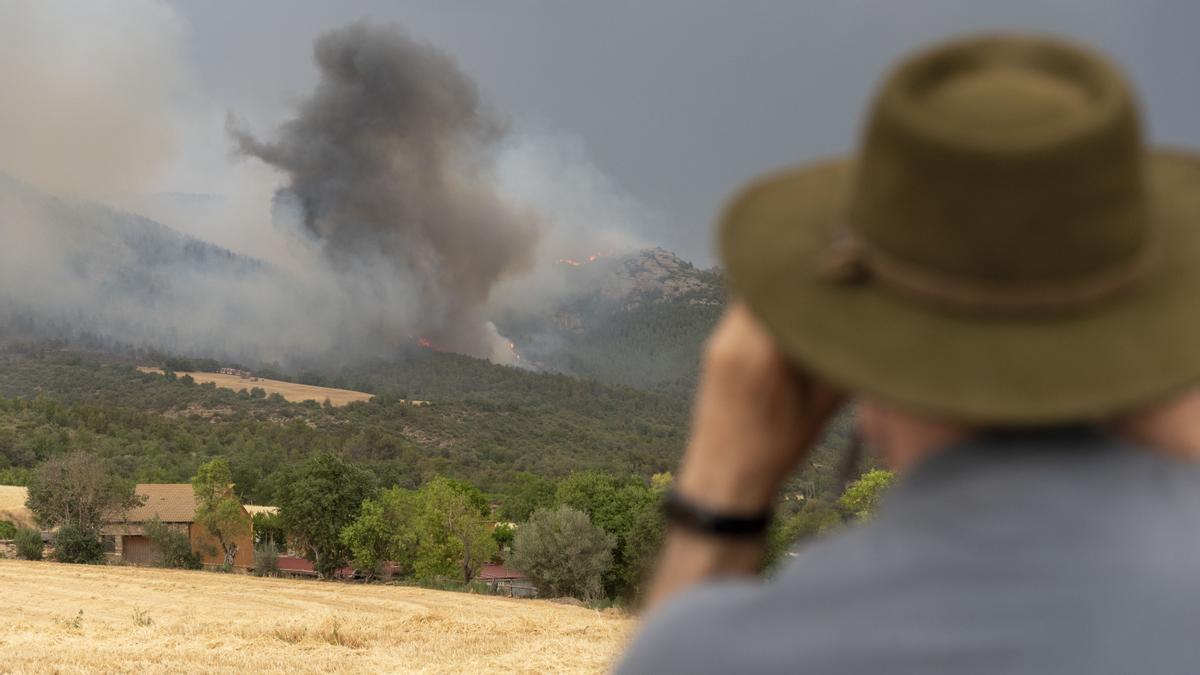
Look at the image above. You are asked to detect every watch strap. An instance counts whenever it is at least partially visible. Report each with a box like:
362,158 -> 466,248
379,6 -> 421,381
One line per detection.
662,488 -> 772,538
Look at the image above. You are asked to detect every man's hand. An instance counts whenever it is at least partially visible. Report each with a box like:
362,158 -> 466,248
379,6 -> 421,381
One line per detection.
677,303 -> 842,513
645,303 -> 841,608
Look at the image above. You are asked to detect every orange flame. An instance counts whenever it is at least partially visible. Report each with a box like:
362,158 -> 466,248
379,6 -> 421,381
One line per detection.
557,250 -> 611,267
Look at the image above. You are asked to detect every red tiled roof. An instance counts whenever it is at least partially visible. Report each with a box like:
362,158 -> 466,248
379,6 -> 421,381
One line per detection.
478,562 -> 527,581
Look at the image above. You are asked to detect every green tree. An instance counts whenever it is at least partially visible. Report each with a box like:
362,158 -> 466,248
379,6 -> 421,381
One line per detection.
340,487 -> 420,579
53,523 -> 105,564
14,527 -> 43,560
143,516 -> 201,569
555,472 -> 656,598
192,458 -> 250,568
251,511 -> 287,550
277,452 -> 375,579
765,500 -> 843,567
622,498 -> 667,600
0,520 -> 16,539
415,477 -> 497,584
25,451 -> 143,534
491,523 -> 516,555
500,473 -> 556,522
0,467 -> 33,486
511,506 -> 615,601
838,469 -> 894,520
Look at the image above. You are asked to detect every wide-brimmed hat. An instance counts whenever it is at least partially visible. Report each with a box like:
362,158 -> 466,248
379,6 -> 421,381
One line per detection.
720,34 -> 1200,425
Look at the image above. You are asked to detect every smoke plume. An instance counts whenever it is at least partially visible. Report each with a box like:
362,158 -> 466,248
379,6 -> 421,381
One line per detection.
0,11 -> 652,371
230,22 -> 539,359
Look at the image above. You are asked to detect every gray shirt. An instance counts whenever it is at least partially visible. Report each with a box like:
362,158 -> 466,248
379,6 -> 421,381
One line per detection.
618,429 -> 1200,674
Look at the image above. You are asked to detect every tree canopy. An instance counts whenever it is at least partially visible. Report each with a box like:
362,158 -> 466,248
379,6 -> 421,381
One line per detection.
192,457 -> 250,568
276,452 -> 375,578
415,477 -> 496,584
25,450 -> 142,534
511,506 -> 614,601
341,486 -> 421,578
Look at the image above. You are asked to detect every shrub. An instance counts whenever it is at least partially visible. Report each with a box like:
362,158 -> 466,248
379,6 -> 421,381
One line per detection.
15,527 -> 43,560
838,469 -> 895,521
0,520 -> 17,540
511,506 -> 615,601
253,543 -> 279,577
53,524 -> 105,564
143,517 -> 202,569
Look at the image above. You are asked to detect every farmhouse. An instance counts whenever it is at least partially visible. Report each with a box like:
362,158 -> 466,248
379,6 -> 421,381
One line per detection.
102,483 -> 254,568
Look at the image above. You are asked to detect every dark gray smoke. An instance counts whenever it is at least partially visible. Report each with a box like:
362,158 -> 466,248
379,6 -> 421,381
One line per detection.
230,22 -> 539,359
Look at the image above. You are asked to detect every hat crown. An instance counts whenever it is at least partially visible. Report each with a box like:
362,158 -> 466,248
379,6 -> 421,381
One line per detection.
849,35 -> 1150,300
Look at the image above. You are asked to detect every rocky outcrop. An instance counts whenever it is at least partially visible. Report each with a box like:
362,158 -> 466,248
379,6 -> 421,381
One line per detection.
596,248 -> 722,307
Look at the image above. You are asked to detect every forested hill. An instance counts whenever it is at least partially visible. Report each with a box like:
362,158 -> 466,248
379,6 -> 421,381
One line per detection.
0,346 -> 689,502
0,171 -> 267,345
1,169 -> 724,396
0,341 -> 855,509
499,248 -> 726,396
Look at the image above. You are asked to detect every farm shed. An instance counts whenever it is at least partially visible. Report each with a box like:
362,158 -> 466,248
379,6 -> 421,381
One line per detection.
479,562 -> 537,598
103,484 -> 254,569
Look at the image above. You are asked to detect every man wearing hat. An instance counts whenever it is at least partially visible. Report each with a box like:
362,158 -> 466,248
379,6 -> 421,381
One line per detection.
619,33 -> 1200,673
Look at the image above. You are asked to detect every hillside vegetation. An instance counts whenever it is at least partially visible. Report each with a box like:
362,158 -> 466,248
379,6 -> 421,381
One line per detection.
0,347 -> 689,500
0,559 -> 632,674
500,248 -> 726,396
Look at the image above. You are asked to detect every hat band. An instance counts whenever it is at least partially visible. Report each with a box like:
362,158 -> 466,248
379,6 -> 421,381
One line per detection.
821,228 -> 1158,314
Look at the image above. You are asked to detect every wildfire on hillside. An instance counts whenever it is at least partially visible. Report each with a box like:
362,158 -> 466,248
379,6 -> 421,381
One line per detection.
557,251 -> 611,267
417,334 -> 522,364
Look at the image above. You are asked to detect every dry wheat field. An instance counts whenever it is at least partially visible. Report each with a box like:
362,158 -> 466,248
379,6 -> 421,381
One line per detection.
0,560 -> 634,674
136,368 -> 374,407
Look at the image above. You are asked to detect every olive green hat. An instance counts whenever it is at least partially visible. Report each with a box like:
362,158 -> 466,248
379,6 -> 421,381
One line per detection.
720,34 -> 1200,425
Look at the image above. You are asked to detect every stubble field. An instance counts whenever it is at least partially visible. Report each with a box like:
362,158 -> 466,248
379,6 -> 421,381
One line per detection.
0,560 -> 633,674
136,367 -> 374,406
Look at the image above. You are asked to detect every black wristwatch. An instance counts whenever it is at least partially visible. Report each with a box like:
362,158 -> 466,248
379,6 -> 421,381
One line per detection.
663,489 -> 773,538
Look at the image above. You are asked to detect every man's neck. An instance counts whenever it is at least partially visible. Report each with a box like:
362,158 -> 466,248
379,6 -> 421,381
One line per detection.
863,388 -> 1200,474
1113,388 -> 1200,460
858,399 -> 971,473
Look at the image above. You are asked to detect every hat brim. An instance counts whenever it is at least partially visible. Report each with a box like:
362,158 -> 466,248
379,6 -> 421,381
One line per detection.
720,150 -> 1200,425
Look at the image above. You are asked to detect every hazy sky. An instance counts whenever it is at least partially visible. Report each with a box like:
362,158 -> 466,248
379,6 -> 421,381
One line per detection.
164,0 -> 1200,264
18,1 -> 1200,265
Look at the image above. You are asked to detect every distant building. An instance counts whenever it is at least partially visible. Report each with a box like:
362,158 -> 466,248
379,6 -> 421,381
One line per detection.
478,562 -> 537,598
102,484 -> 254,569
218,367 -> 253,378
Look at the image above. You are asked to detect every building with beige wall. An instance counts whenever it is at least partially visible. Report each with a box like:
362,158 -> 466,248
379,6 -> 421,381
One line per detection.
103,483 -> 254,569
